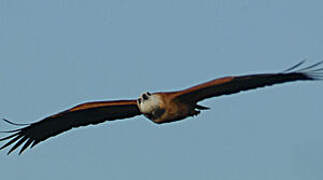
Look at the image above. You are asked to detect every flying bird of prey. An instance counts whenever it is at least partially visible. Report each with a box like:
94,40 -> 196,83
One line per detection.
1,61 -> 323,155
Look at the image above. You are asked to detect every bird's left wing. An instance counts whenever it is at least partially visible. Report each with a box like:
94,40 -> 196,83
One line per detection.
173,61 -> 323,103
0,99 -> 141,155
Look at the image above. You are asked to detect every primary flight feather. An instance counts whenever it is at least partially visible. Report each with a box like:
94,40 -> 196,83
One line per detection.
1,61 -> 322,155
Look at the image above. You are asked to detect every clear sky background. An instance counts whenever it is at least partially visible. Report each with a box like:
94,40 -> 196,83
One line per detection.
1,0 -> 323,179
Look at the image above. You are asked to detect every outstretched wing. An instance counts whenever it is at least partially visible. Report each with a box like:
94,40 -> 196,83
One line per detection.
174,61 -> 323,103
0,99 -> 141,155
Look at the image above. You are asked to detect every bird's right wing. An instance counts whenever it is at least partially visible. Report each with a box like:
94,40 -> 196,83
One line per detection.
0,99 -> 141,155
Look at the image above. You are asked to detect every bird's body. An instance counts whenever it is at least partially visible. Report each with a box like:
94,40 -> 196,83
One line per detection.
139,92 -> 200,124
1,61 -> 323,155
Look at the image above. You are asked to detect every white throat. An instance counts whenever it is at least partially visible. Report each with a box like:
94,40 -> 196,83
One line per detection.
137,92 -> 161,114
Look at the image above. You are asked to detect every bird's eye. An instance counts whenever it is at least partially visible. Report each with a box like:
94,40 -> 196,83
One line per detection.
142,94 -> 149,100
147,92 -> 151,96
138,98 -> 142,104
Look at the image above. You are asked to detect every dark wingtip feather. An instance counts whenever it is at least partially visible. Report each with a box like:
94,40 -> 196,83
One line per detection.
296,60 -> 323,72
0,119 -> 27,133
283,60 -> 306,72
2,118 -> 30,126
283,60 -> 323,81
7,136 -> 28,155
0,133 -> 19,141
0,135 -> 23,151
0,128 -> 23,133
0,118 -> 34,155
302,62 -> 323,81
19,139 -> 34,155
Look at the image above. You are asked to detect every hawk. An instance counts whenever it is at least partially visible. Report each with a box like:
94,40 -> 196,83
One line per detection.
1,61 -> 322,154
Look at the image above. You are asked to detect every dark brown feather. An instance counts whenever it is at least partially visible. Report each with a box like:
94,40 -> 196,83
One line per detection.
174,62 -> 323,103
0,100 -> 141,154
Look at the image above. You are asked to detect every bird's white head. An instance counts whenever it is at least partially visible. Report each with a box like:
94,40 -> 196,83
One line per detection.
137,92 -> 161,114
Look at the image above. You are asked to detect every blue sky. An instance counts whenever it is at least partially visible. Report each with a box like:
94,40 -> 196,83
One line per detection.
1,0 -> 323,179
